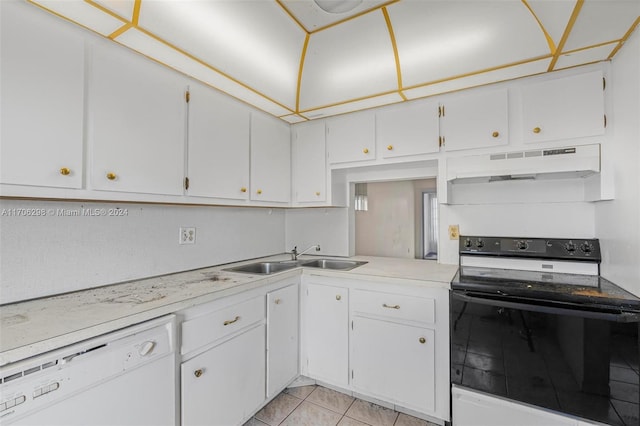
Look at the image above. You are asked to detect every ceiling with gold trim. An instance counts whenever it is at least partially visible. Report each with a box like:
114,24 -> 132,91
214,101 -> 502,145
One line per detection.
27,0 -> 640,123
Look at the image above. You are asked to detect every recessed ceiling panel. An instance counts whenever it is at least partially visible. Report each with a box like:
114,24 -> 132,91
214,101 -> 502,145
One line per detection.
300,10 -> 397,111
280,0 -> 389,32
404,58 -> 551,100
116,28 -> 293,117
525,0 -> 576,50
564,1 -> 640,51
92,0 -> 135,22
137,0 -> 305,109
388,1 -> 550,88
555,43 -> 618,70
31,0 -> 125,35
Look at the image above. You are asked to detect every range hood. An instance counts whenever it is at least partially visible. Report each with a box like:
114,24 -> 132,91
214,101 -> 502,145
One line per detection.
447,144 -> 600,184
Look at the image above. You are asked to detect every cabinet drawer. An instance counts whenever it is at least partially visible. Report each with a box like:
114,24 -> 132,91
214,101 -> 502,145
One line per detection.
351,289 -> 435,325
182,295 -> 265,355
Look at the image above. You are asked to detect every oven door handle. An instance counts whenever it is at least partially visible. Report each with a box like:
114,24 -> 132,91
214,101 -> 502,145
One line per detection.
452,291 -> 640,323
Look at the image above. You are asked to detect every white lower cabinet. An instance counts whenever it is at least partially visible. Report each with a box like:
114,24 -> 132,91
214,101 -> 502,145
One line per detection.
267,283 -> 299,397
351,317 -> 436,413
303,282 -> 349,387
302,276 -> 450,422
181,324 -> 266,426
452,386 -> 578,426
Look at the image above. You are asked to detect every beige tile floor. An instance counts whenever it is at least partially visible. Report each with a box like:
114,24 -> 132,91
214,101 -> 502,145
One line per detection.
244,385 -> 440,426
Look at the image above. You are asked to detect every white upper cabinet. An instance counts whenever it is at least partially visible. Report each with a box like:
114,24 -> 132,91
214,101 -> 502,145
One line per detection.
521,70 -> 605,144
0,1 -> 84,189
440,88 -> 509,152
327,110 -> 376,164
89,41 -> 187,196
376,99 -> 440,158
250,113 -> 291,203
186,82 -> 250,200
292,121 -> 327,203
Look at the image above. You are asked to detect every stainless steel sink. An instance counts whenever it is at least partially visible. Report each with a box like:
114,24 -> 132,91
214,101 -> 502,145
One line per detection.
223,261 -> 301,275
224,258 -> 367,275
301,259 -> 367,271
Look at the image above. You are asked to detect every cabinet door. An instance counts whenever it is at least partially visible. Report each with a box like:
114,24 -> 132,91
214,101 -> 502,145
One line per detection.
250,114 -> 291,202
181,324 -> 266,426
187,82 -> 250,200
0,1 -> 84,189
267,284 -> 299,397
327,110 -> 375,164
90,42 -> 186,195
441,89 -> 509,152
521,70 -> 605,144
292,121 -> 326,203
377,99 -> 440,158
304,283 -> 349,386
351,317 -> 435,413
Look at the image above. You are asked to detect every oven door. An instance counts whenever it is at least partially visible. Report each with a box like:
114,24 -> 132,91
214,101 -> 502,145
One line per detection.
451,291 -> 640,426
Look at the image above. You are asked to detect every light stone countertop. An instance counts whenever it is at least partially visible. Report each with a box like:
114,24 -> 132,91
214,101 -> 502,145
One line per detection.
0,255 -> 457,366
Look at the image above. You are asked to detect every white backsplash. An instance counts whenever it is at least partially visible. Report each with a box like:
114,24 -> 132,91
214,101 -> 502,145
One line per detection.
0,199 -> 285,304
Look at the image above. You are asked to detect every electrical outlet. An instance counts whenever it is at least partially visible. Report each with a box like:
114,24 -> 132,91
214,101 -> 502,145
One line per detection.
448,225 -> 460,240
179,227 -> 196,245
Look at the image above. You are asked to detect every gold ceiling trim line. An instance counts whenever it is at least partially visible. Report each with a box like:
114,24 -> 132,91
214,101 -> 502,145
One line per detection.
298,54 -> 555,115
562,40 -> 620,55
83,0 -> 128,24
296,33 -> 311,113
309,0 -> 400,35
275,0 -> 310,34
548,0 -> 584,71
132,0 -> 142,26
521,0 -> 557,54
108,23 -> 133,40
131,26 -> 296,115
382,6 -> 407,102
298,89 -> 400,114
402,54 -> 553,92
608,16 -> 640,60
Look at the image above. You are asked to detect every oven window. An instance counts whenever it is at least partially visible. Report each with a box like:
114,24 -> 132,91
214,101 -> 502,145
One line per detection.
451,295 -> 639,426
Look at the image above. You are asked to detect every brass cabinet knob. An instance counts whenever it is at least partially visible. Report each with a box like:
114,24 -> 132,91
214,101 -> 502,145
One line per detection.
492,131 -> 499,138
362,148 -> 369,154
257,189 -> 262,195
275,298 -> 282,305
194,369 -> 203,378
241,187 -> 247,193
419,337 -> 426,344
106,172 -> 117,181
533,127 -> 541,134
387,145 -> 393,151
336,295 -> 342,301
59,167 -> 71,176
315,191 -> 321,196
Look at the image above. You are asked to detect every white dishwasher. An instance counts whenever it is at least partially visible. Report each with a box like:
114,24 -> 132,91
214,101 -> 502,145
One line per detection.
0,315 -> 177,426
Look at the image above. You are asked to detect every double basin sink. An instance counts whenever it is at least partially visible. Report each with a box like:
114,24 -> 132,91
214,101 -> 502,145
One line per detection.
224,258 -> 367,275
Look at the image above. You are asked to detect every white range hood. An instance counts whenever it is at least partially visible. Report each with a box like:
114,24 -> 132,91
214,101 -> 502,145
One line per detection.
446,144 -> 601,184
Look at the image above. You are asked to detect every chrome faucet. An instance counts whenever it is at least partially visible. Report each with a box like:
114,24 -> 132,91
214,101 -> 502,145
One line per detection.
290,244 -> 321,260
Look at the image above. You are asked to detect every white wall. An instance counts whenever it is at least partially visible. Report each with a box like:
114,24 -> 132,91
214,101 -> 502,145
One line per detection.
355,180 -> 415,258
595,28 -> 640,296
0,199 -> 285,304
284,207 -> 350,257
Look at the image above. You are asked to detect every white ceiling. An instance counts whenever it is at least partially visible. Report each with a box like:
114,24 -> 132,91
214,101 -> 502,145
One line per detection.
28,0 -> 640,123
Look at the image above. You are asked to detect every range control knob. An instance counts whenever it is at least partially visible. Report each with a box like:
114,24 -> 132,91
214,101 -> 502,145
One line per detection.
516,240 -> 529,250
464,238 -> 472,248
476,239 -> 484,248
580,242 -> 593,254
565,242 -> 576,253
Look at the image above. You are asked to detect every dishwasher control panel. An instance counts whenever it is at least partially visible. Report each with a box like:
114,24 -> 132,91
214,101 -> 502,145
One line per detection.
0,315 -> 176,423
